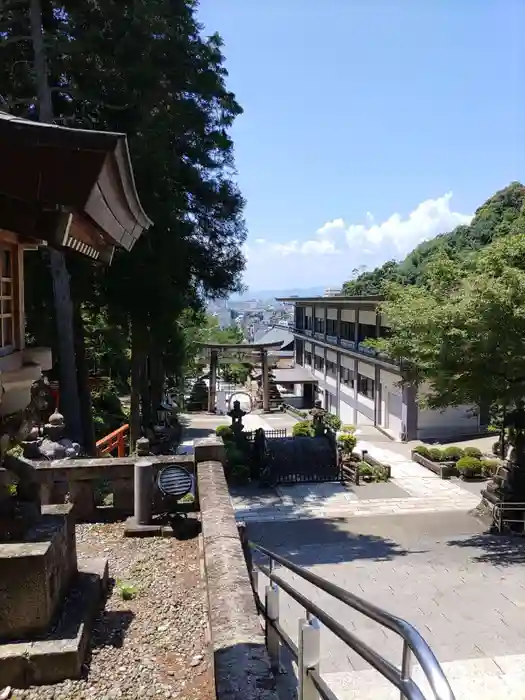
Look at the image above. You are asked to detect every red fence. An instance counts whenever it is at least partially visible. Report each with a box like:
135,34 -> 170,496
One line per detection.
96,424 -> 129,458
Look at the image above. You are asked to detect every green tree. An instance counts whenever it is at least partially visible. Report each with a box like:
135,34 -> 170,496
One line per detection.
343,182 -> 525,296
373,235 -> 525,416
0,0 -> 247,442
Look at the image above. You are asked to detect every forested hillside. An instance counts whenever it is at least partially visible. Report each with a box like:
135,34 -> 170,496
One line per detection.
343,182 -> 525,296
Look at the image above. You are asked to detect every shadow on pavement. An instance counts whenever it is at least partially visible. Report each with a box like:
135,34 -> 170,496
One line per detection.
248,516 -> 418,567
447,531 -> 525,566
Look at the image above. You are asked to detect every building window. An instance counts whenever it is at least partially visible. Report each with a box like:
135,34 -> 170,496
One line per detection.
341,320 -> 355,340
358,323 -> 376,342
314,354 -> 325,372
314,317 -> 325,334
304,351 -> 312,366
305,316 -> 312,330
326,318 -> 337,336
0,247 -> 15,352
341,366 -> 354,388
326,359 -> 337,378
357,374 -> 374,399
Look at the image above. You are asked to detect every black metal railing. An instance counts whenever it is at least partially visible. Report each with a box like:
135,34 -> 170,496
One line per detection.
249,542 -> 456,700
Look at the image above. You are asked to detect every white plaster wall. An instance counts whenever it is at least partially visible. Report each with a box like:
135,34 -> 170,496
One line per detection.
339,397 -> 355,424
327,308 -> 338,320
341,309 -> 356,322
359,310 -> 377,325
326,349 -> 337,363
341,355 -> 354,370
326,375 -> 337,389
417,405 -> 480,439
314,345 -> 324,358
357,361 -> 375,380
314,306 -> 326,319
304,341 -> 312,352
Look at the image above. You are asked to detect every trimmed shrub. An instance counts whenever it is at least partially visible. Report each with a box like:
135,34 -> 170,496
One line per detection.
292,420 -> 314,437
323,413 -> 342,432
456,456 -> 482,477
481,458 -> 500,477
341,424 -> 356,434
442,446 -> 464,462
216,424 -> 234,441
413,445 -> 431,459
428,447 -> 443,462
338,433 -> 357,455
463,446 -> 482,459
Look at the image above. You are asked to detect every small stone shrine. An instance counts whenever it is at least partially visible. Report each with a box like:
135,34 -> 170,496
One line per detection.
228,399 -> 246,440
0,451 -> 107,687
21,409 -> 81,461
310,399 -> 328,436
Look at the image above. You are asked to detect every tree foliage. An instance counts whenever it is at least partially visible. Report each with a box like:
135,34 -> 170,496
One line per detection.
343,182 -> 525,295
373,233 -> 525,413
0,0 -> 247,437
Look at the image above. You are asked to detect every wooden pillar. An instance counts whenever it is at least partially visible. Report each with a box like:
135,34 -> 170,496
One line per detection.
208,350 -> 218,413
261,349 -> 270,412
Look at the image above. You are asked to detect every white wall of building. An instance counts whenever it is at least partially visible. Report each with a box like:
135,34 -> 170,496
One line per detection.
341,309 -> 356,322
417,405 -> 480,440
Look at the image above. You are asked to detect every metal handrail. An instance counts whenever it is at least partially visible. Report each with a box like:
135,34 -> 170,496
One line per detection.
493,501 -> 525,533
249,541 -> 455,700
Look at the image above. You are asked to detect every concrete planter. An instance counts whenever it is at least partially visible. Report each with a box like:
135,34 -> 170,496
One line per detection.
411,451 -> 456,479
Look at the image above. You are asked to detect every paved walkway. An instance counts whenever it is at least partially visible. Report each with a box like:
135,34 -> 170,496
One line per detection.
232,435 -> 480,523
249,511 -> 525,700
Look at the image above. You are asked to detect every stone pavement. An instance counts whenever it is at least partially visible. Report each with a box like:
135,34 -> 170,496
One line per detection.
248,511 -> 525,700
232,435 -> 481,523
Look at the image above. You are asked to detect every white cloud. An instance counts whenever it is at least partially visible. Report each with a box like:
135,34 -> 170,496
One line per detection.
244,193 -> 473,290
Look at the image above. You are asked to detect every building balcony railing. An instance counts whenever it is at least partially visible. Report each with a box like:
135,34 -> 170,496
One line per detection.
340,338 -> 356,351
326,334 -> 338,345
357,342 -> 378,358
314,332 -> 325,341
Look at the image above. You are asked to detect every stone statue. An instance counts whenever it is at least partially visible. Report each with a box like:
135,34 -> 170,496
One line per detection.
228,399 -> 246,439
21,410 -> 81,461
310,400 -> 327,437
504,400 -> 525,466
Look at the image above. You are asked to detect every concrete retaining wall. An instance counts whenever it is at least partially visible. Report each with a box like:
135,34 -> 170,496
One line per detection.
197,457 -> 279,700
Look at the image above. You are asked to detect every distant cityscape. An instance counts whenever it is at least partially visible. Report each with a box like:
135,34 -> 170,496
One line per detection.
206,286 -> 343,343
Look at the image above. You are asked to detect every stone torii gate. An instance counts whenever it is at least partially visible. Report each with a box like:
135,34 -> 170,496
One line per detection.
198,341 -> 283,413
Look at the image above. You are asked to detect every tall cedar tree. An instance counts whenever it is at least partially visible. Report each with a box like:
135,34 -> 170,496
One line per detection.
0,0 -> 246,440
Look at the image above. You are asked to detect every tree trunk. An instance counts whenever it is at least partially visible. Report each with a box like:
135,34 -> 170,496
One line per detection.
149,342 -> 165,417
30,0 -> 83,444
130,318 -> 144,447
73,301 -> 96,455
48,248 -> 83,443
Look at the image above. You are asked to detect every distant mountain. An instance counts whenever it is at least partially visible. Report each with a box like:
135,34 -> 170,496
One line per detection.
231,286 -> 327,301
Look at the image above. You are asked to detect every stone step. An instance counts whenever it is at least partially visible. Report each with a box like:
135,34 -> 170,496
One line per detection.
323,655 -> 525,700
0,557 -> 109,688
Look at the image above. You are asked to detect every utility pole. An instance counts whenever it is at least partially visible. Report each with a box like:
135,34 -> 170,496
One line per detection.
29,0 -> 83,444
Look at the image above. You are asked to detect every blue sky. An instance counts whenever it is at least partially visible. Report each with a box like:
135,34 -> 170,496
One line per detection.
197,1 -> 524,292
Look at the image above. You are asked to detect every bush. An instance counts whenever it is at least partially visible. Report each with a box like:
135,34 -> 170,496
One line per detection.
216,424 -> 234,441
413,445 -> 431,458
224,443 -> 245,466
323,413 -> 342,432
456,456 -> 482,477
481,458 -> 500,477
463,446 -> 482,459
338,433 -> 357,455
292,420 -> 314,437
442,446 -> 464,462
341,424 -> 356,434
428,447 -> 443,462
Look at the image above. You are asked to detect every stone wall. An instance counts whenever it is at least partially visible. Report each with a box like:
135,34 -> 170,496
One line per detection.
197,456 -> 279,700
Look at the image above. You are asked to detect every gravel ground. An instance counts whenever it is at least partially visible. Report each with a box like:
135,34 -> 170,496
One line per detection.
13,521 -> 213,700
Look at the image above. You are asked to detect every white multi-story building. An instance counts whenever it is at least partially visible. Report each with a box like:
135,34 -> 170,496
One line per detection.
278,295 -> 487,442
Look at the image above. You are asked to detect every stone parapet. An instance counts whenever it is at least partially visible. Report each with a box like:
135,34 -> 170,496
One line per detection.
198,459 -> 278,700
